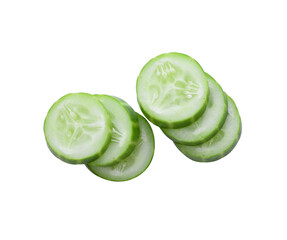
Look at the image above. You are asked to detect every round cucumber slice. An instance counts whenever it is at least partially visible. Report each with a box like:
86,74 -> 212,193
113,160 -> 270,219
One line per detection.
175,95 -> 241,162
87,95 -> 140,167
86,114 -> 155,182
161,73 -> 228,145
44,93 -> 112,164
137,52 -> 209,128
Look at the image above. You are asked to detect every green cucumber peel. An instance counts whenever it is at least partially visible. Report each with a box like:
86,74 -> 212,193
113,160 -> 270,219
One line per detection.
87,95 -> 140,167
175,95 -> 242,162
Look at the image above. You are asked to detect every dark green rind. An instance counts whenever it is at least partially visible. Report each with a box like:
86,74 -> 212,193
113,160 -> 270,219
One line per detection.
136,52 -> 209,129
46,138 -> 111,164
138,96 -> 209,129
176,125 -> 242,162
86,114 -> 155,182
175,96 -> 242,162
44,93 -> 112,165
87,95 -> 140,167
109,95 -> 140,158
161,74 -> 228,145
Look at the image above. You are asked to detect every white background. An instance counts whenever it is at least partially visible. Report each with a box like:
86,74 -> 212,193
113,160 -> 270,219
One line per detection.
1,0 -> 286,239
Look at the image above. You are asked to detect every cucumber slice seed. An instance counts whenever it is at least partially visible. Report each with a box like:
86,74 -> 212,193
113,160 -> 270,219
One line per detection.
137,52 -> 209,128
161,73 -> 228,145
86,114 -> 155,182
88,95 -> 140,167
44,93 -> 112,164
175,95 -> 241,162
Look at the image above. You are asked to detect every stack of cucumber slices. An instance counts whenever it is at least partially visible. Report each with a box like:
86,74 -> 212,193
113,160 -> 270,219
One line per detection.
44,93 -> 155,181
44,52 -> 242,182
137,52 -> 242,162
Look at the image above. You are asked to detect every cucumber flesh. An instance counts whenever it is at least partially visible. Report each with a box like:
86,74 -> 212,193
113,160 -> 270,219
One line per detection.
137,52 -> 209,128
175,95 -> 241,162
86,114 -> 155,181
44,93 -> 112,164
88,95 -> 140,166
161,73 -> 228,145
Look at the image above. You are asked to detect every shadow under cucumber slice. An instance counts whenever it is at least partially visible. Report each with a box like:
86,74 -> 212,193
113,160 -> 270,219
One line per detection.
87,95 -> 140,167
175,95 -> 241,162
86,114 -> 155,181
161,73 -> 228,145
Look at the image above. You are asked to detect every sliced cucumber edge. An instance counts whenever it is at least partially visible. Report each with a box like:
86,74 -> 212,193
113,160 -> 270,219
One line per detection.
87,95 -> 140,167
162,74 -> 228,145
107,95 -> 140,160
175,96 -> 242,162
175,124 -> 242,162
86,114 -> 155,182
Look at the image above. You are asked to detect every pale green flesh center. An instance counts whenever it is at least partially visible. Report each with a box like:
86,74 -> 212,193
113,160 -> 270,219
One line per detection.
46,96 -> 110,160
55,103 -> 103,151
163,75 -> 226,142
137,54 -> 208,123
148,61 -> 201,112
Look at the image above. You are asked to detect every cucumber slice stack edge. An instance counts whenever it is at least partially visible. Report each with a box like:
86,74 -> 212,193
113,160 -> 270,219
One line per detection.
137,52 -> 242,162
44,93 -> 155,181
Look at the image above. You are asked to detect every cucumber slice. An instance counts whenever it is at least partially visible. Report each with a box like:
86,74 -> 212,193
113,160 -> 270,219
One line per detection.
88,95 -> 140,166
175,95 -> 241,162
161,73 -> 228,145
44,93 -> 112,164
86,114 -> 155,181
137,52 -> 209,128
